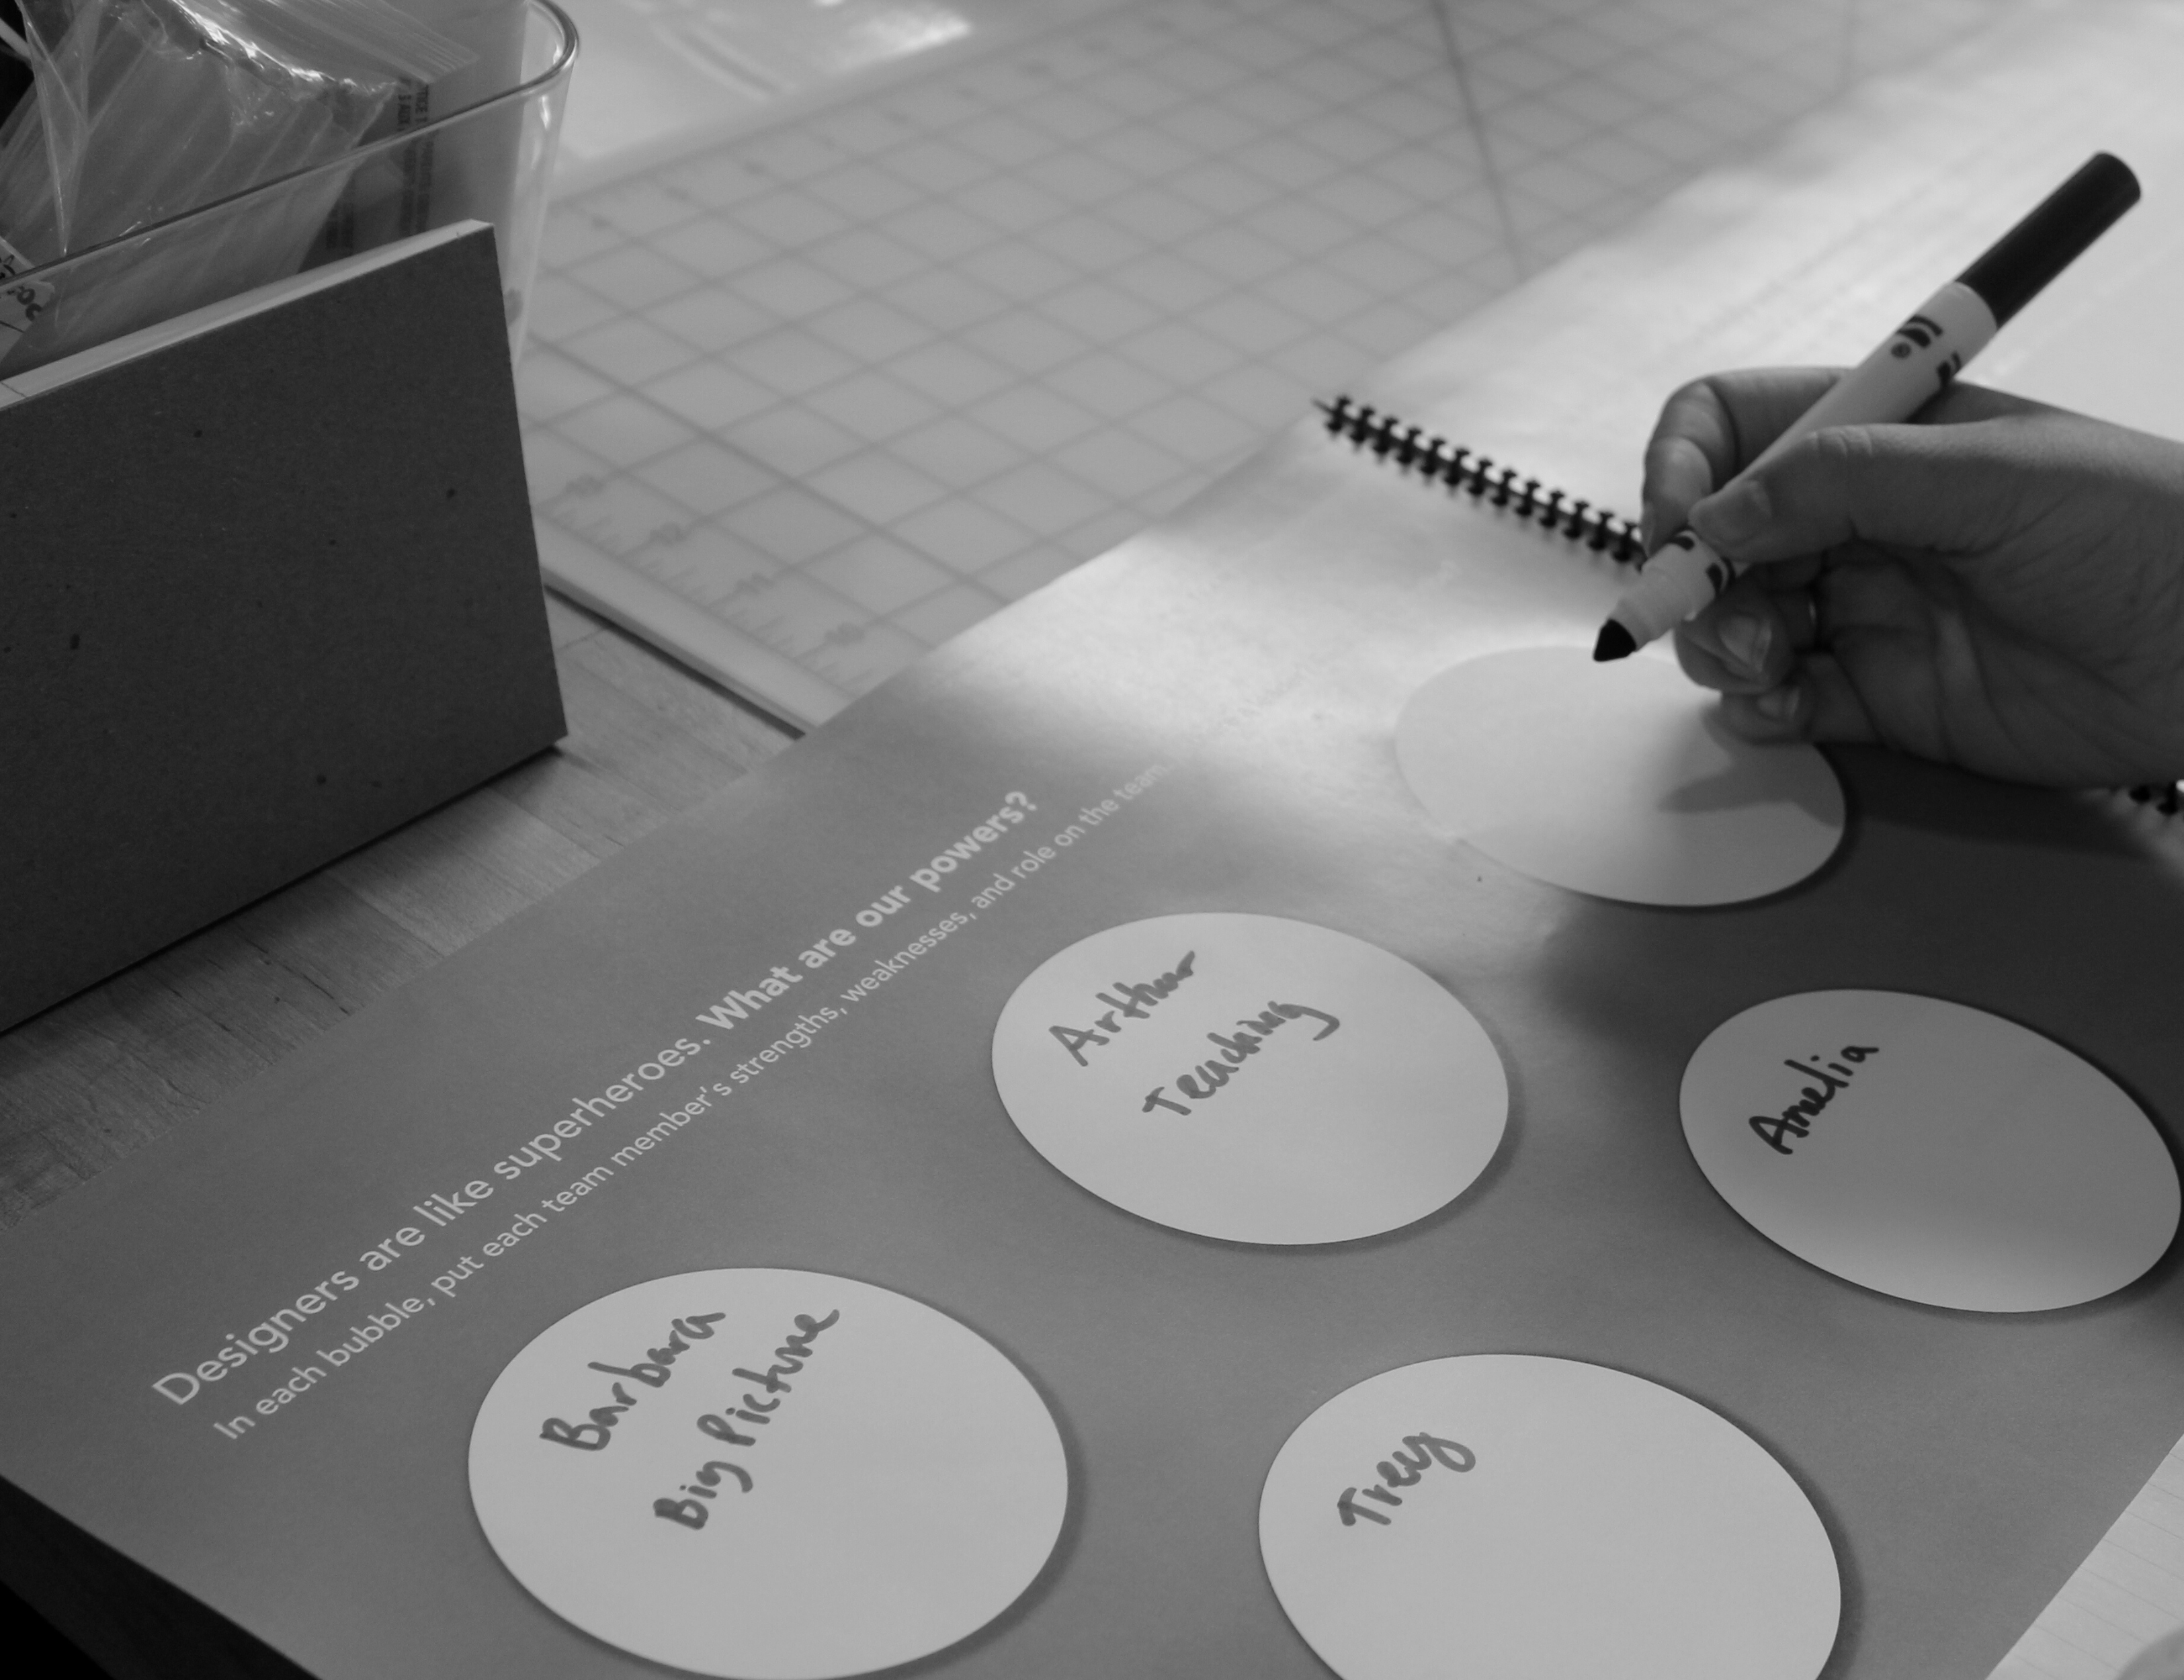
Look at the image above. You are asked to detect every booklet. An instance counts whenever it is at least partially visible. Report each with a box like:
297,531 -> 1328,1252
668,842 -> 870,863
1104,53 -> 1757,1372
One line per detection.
4,385 -> 2184,1678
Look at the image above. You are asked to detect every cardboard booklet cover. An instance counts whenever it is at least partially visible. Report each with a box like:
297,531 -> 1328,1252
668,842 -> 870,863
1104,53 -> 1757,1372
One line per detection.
0,222 -> 564,1034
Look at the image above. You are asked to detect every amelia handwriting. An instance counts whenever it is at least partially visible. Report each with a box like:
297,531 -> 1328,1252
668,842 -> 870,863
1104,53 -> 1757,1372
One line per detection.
1749,1044 -> 1880,1156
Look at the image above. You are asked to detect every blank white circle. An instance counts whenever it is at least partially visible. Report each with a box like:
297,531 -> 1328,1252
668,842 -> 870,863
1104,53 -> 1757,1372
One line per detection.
1259,1355 -> 1840,1680
1394,646 -> 1844,905
1682,991 -> 2179,1311
469,1269 -> 1067,1678
991,913 -> 1507,1244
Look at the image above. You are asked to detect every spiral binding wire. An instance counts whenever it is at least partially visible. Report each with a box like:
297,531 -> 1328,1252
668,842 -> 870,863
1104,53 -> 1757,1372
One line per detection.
1315,395 -> 1642,563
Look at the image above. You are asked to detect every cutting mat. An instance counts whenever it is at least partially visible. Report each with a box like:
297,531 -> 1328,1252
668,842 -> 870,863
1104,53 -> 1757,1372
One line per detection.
517,0 -> 2003,726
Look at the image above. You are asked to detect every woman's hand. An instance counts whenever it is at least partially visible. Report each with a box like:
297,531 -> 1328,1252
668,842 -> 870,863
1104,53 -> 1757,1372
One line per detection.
1641,368 -> 2184,786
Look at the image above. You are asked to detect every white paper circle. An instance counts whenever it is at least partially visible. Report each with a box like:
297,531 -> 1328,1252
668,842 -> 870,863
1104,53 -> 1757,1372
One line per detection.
469,1269 -> 1067,1678
991,913 -> 1507,1244
1259,1355 -> 1840,1680
1394,646 -> 1844,905
1682,991 -> 2179,1311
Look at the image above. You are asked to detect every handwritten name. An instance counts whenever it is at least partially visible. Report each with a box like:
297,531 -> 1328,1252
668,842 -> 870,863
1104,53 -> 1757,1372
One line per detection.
537,1312 -> 726,1452
1337,1431 -> 1474,1527
1749,1044 -> 1880,1155
653,1308 -> 840,1529
1048,952 -> 1199,1066
1141,1001 -> 1340,1117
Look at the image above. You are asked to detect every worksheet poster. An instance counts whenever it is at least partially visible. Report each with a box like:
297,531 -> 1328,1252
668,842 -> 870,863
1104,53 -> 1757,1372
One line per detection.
2,429 -> 2183,1680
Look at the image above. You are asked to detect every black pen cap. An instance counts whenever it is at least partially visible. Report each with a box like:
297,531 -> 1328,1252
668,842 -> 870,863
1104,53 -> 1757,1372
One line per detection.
1957,152 -> 2140,326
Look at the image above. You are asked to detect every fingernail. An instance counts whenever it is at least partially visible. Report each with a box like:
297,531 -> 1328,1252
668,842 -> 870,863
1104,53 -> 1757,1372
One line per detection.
1693,478 -> 1770,548
1718,614 -> 1771,677
1754,683 -> 1802,724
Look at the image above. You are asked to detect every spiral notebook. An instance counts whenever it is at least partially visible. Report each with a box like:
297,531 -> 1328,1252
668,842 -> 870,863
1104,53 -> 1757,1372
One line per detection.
1318,388 -> 2184,821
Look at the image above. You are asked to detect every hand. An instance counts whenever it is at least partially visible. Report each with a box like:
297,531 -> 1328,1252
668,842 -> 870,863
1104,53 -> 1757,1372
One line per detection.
1640,368 -> 2184,787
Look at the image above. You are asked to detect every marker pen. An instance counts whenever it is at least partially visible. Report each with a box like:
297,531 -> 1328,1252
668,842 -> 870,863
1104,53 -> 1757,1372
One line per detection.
1593,152 -> 2141,662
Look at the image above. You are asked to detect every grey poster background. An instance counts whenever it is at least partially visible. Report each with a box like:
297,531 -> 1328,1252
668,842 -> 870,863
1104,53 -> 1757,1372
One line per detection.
3,429 -> 2183,1680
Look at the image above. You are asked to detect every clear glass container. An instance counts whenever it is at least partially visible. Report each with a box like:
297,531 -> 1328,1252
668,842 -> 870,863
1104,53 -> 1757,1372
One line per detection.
0,0 -> 578,377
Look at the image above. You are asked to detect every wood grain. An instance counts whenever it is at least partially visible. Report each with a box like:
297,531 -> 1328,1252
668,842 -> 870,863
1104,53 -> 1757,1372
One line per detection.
0,593 -> 794,1230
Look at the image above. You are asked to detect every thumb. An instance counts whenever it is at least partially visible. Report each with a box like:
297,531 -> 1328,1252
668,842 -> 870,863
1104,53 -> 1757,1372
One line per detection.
1688,421 -> 2024,565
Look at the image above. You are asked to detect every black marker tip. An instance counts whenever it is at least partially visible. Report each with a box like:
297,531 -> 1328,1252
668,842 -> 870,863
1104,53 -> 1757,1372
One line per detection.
1593,620 -> 1636,662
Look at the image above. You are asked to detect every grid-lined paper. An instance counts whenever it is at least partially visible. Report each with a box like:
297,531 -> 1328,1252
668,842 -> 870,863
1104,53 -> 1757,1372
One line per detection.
519,0 -> 2001,726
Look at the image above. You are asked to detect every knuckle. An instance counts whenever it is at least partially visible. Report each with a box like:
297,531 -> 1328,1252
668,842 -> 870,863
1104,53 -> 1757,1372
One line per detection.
1808,425 -> 1877,475
1795,425 -> 1882,519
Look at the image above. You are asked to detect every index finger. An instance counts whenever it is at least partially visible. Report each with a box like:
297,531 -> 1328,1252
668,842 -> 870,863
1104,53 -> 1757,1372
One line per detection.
1641,367 -> 1842,550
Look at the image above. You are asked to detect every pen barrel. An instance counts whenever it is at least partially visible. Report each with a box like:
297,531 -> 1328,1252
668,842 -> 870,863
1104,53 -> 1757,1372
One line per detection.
1620,531 -> 1734,644
1620,282 -> 1999,640
1748,280 -> 1997,476
1603,154 -> 2136,655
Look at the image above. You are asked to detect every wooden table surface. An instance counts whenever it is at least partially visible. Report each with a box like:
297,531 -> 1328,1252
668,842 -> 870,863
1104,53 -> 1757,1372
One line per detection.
0,594 -> 794,1232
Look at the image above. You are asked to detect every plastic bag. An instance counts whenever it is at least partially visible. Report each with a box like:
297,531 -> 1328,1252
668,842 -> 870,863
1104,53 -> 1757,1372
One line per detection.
0,0 -> 472,263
